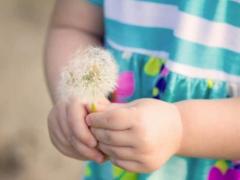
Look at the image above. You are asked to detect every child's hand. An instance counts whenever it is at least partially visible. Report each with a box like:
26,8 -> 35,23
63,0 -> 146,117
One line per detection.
86,99 -> 183,172
47,97 -> 107,163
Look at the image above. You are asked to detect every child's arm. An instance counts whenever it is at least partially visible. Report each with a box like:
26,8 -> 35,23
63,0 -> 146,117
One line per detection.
44,0 -> 103,102
44,0 -> 105,163
176,97 -> 240,160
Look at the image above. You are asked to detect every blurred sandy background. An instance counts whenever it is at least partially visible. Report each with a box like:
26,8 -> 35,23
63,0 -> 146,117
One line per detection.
0,0 -> 83,179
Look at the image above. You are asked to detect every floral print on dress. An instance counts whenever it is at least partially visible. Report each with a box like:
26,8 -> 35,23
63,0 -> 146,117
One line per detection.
113,165 -> 137,180
152,65 -> 169,99
144,57 -> 164,76
111,71 -> 135,103
143,56 -> 169,99
208,160 -> 240,180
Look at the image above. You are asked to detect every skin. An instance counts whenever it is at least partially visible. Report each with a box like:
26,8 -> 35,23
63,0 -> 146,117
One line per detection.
87,99 -> 183,173
87,98 -> 240,172
45,0 -> 240,173
44,0 -> 105,163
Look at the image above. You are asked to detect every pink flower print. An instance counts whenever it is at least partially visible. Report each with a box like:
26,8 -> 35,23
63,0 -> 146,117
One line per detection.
225,169 -> 240,180
208,167 -> 225,180
112,71 -> 135,103
208,160 -> 240,180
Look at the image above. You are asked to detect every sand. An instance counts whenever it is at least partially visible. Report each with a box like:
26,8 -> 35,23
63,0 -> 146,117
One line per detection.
0,0 -> 83,179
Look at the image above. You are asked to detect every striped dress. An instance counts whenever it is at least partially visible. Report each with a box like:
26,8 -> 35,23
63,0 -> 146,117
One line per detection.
84,0 -> 240,179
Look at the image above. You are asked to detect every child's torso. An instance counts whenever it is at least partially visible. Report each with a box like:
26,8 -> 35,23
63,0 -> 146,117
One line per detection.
84,0 -> 240,179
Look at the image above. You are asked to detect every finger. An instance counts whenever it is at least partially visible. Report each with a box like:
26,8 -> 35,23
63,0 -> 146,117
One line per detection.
98,143 -> 137,161
55,102 -> 72,143
91,128 -> 134,147
48,127 -> 87,160
48,112 -> 86,159
49,111 -> 71,147
86,108 -> 133,130
66,98 -> 97,147
70,136 -> 105,163
111,159 -> 142,173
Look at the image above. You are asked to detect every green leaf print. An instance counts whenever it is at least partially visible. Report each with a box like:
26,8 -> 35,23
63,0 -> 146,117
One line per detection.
113,165 -> 138,180
144,57 -> 164,76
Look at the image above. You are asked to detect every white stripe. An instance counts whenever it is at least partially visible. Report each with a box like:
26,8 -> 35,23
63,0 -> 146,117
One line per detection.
232,0 -> 240,3
165,60 -> 240,84
107,39 -> 240,84
107,39 -> 169,58
175,13 -> 240,53
229,82 -> 240,96
105,0 -> 177,29
105,0 -> 240,53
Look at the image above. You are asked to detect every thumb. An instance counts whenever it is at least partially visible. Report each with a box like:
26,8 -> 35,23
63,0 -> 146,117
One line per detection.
86,98 -> 110,113
86,99 -> 125,113
106,102 -> 126,111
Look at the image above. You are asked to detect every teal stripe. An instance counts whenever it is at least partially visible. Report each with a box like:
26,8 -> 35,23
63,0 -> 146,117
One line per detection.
106,19 -> 240,76
179,0 -> 240,27
88,0 -> 103,6
172,40 -> 240,76
106,19 -> 173,52
138,0 -> 240,27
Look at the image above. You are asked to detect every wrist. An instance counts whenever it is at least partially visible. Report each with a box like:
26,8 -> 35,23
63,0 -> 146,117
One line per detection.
174,101 -> 187,156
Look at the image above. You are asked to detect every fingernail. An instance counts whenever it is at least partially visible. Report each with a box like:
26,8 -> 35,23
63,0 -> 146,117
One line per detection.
96,155 -> 104,163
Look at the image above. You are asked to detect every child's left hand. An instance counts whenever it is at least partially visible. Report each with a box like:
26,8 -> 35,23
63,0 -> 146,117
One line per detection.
86,98 -> 183,173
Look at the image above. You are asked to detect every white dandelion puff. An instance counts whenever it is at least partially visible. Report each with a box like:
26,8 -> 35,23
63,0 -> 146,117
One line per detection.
58,47 -> 118,103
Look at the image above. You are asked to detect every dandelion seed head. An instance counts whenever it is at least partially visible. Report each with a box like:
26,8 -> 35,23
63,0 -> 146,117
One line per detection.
58,47 -> 118,103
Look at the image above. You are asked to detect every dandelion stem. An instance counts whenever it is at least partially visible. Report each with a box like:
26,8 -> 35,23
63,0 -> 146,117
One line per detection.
90,103 -> 97,112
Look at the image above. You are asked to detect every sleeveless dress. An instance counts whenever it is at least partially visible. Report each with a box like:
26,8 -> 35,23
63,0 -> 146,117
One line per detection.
83,0 -> 240,179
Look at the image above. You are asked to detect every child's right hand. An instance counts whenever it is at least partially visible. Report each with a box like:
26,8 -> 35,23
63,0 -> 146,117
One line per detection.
47,97 -> 105,163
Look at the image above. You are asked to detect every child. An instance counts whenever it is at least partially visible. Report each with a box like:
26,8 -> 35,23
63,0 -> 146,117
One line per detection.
44,0 -> 240,179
